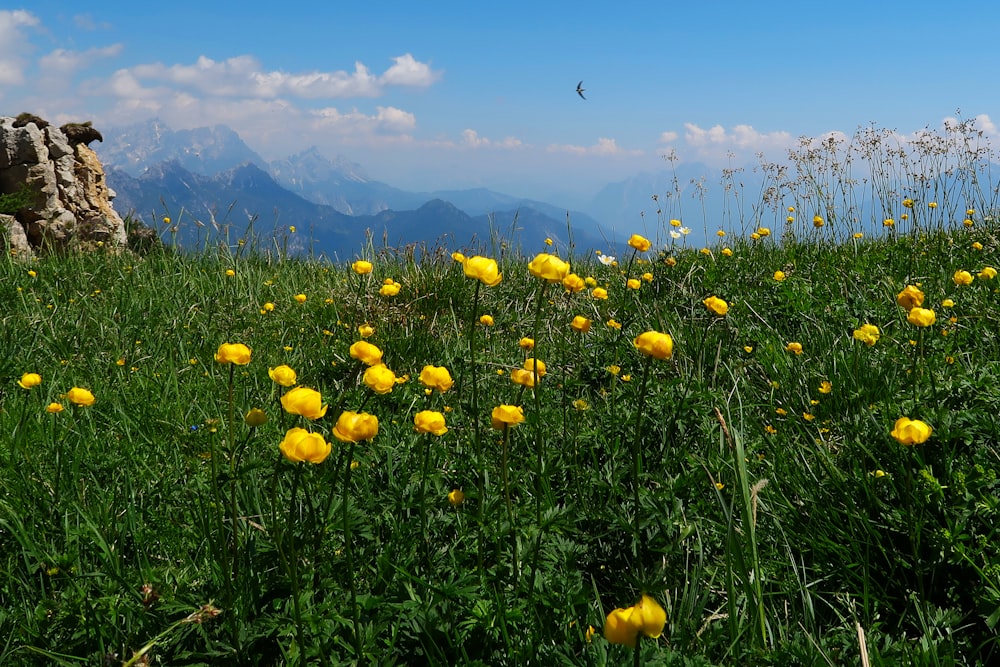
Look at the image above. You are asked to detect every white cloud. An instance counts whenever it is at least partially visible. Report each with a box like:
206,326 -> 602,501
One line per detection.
659,131 -> 679,143
380,53 -> 442,87
40,44 -> 123,75
546,137 -> 643,156
679,123 -> 797,163
120,53 -> 440,101
0,9 -> 40,86
309,105 -> 416,138
72,14 -> 113,31
459,129 -> 524,149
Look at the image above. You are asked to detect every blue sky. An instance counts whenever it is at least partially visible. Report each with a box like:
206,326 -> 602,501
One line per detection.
5,1 -> 999,201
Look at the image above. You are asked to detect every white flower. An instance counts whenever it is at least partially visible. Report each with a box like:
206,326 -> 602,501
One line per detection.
680,227 -> 691,235
669,231 -> 681,239
598,255 -> 616,266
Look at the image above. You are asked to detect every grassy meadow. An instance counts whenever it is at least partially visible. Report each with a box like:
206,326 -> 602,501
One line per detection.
3,125 -> 1000,665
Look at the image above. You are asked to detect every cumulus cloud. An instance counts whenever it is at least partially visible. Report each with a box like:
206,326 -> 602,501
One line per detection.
118,52 -> 440,101
0,9 -> 40,86
546,137 -> 643,156
676,123 -> 797,163
459,129 -> 524,149
40,44 -> 123,75
380,53 -> 442,87
659,131 -> 679,143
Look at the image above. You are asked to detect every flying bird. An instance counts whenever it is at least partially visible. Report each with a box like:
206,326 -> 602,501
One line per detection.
576,81 -> 586,100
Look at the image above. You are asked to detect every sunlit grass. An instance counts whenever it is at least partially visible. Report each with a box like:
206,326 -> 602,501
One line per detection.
3,123 -> 1000,665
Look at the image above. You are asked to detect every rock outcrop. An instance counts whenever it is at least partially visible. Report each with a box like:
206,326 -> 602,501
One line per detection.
0,114 -> 127,256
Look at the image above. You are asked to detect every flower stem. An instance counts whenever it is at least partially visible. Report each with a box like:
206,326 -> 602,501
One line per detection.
343,440 -> 363,662
286,464 -> 305,654
467,280 -> 485,573
500,424 -> 518,590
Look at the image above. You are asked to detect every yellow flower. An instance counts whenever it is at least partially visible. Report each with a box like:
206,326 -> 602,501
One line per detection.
803,412 -> 815,421
785,342 -> 803,355
813,215 -> 824,228
907,307 -> 936,327
744,345 -> 754,353
773,270 -> 786,282
244,408 -> 268,427
721,247 -> 733,257
665,257 -> 677,267
963,218 -> 974,227
953,270 -> 974,286
279,427 -> 332,464
491,404 -> 525,429
978,266 -> 997,280
592,287 -> 609,300
448,489 -> 465,506
288,225 -> 296,233
890,417 -> 932,445
479,314 -> 494,326
627,278 -> 641,290
66,387 -> 95,406
17,372 -> 41,389
332,411 -> 379,443
628,234 -> 652,251
853,232 -> 864,239
463,256 -> 503,286
379,281 -> 401,297
364,364 -> 398,394
717,230 -> 726,237
972,241 -> 984,250
819,380 -> 832,394
414,410 -> 448,436
896,285 -> 925,311
967,208 -> 976,216
523,358 -> 546,377
642,272 -> 653,282
46,402 -> 64,414
941,298 -> 955,308
510,368 -> 537,387
757,227 -> 771,237
853,323 -> 881,346
225,269 -> 235,277
585,276 -> 598,287
518,337 -> 535,350
902,198 -> 914,208
262,302 -> 275,313
607,319 -> 622,329
703,296 -> 728,316
883,218 -> 895,227
419,365 -> 454,392
358,323 -> 375,338
280,386 -> 328,419
451,251 -> 466,263
603,594 -> 666,648
214,342 -> 252,365
294,293 -> 307,303
928,201 -> 937,209
349,340 -> 384,366
570,315 -> 592,333
562,273 -> 586,292
670,219 -> 681,227
268,365 -> 297,387
633,330 -> 673,360
528,253 -> 571,282
351,260 -> 373,275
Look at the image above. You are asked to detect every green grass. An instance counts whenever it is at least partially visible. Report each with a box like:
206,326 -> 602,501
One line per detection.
2,206 -> 1000,665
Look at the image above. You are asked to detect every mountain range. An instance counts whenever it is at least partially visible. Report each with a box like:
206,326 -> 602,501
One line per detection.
98,120 -> 759,257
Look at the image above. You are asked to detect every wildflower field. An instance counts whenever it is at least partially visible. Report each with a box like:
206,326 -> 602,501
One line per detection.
4,127 -> 1000,665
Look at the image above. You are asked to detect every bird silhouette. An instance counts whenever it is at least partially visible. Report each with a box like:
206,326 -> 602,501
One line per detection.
576,81 -> 586,100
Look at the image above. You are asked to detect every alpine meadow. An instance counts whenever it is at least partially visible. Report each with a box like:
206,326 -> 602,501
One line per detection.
4,121 -> 1000,666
